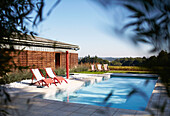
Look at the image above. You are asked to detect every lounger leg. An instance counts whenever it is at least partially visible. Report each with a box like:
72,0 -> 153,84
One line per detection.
45,83 -> 49,87
64,80 -> 68,83
53,82 -> 57,86
54,78 -> 61,84
37,81 -> 41,86
43,81 -> 49,87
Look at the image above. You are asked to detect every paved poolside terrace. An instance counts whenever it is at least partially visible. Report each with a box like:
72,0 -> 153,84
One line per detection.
3,73 -> 170,116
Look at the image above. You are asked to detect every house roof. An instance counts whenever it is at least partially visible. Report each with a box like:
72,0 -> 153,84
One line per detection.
8,36 -> 80,50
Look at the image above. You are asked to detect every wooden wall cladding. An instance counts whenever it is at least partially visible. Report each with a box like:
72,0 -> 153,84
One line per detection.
70,53 -> 78,68
60,53 -> 66,68
60,53 -> 78,69
10,50 -> 78,69
11,51 -> 55,69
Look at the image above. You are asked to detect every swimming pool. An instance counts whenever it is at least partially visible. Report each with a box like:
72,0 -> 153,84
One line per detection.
43,75 -> 157,111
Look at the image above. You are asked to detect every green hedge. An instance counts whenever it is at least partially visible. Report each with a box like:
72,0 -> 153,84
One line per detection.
70,65 -> 89,73
0,71 -> 32,84
53,68 -> 66,76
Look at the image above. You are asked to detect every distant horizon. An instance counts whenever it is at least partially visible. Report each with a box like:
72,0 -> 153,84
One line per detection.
78,55 -> 154,58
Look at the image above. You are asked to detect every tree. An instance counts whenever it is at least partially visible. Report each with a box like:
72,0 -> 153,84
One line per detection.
94,0 -> 170,92
78,55 -> 110,64
157,50 -> 169,66
0,0 -> 61,77
0,0 -> 60,115
110,61 -> 122,66
93,0 -> 170,114
144,55 -> 157,67
93,0 -> 170,52
133,58 -> 144,66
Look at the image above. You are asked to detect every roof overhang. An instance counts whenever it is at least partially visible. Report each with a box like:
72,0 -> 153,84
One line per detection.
2,36 -> 80,51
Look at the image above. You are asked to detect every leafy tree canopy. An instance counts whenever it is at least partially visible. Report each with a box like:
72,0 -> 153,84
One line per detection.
93,0 -> 170,53
0,0 -> 60,77
79,55 -> 109,64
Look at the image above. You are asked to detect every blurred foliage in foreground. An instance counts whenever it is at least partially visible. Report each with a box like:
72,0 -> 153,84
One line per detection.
93,0 -> 170,97
0,0 -> 61,115
0,0 -> 61,78
93,0 -> 170,114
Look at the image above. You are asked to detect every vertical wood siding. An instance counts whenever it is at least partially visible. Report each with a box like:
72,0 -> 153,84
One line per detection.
10,50 -> 78,69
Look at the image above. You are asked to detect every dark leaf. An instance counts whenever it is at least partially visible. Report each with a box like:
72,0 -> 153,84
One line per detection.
149,47 -> 158,53
104,90 -> 113,103
123,21 -> 141,30
136,38 -> 151,44
127,87 -> 148,101
127,89 -> 137,98
0,109 -> 10,115
30,32 -> 37,39
144,80 -> 149,86
33,0 -> 45,26
145,108 -> 155,116
124,4 -> 145,16
18,47 -> 26,55
96,109 -> 106,114
158,16 -> 168,25
156,12 -> 166,20
143,1 -> 149,12
128,12 -> 145,18
160,100 -> 167,113
3,89 -> 11,102
27,98 -> 31,104
47,0 -> 61,16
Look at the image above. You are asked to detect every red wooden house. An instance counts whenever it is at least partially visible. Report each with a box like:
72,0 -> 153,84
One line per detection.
10,36 -> 80,69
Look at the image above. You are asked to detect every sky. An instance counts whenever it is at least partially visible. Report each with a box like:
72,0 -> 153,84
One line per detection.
34,0 -> 156,58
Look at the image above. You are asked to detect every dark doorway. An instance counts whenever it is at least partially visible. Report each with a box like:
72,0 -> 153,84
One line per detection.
55,53 -> 60,69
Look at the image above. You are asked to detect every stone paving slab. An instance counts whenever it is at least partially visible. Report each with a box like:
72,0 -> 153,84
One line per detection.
3,74 -> 170,116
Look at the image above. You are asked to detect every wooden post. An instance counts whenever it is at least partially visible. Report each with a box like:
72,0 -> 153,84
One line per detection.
66,51 -> 69,79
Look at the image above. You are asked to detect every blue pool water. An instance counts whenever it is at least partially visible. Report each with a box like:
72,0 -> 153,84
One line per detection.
46,76 -> 157,111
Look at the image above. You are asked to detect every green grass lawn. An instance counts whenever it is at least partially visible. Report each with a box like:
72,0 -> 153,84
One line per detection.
108,70 -> 152,74
108,66 -> 150,71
